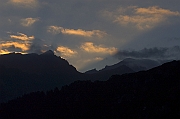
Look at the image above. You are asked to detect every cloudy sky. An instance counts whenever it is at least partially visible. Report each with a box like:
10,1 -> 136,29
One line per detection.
0,0 -> 180,72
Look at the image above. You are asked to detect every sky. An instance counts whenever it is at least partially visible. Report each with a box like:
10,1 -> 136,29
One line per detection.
0,0 -> 180,72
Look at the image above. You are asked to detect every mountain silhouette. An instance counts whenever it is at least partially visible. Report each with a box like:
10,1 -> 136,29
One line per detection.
40,50 -> 54,56
86,65 -> 134,81
0,60 -> 179,119
0,50 -> 77,74
99,58 -> 162,72
0,52 -> 173,103
1,52 -> 154,103
84,68 -> 98,74
84,58 -> 164,81
0,51 -> 82,103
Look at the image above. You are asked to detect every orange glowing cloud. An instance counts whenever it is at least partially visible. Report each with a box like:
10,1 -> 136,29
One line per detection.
10,32 -> 34,41
48,26 -> 107,38
56,46 -> 77,58
0,49 -> 11,55
1,42 -> 30,51
81,42 -> 117,55
9,0 -> 38,8
104,6 -> 180,30
136,6 -> 180,16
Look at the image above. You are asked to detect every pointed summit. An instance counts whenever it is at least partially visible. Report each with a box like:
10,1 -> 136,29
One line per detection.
41,50 -> 54,56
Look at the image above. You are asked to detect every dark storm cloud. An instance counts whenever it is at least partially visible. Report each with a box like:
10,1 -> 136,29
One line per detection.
114,46 -> 180,60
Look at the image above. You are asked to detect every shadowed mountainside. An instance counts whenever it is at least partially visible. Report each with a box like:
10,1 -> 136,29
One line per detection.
0,51 -> 82,103
0,51 -> 174,103
0,60 -> 179,119
0,51 -> 137,103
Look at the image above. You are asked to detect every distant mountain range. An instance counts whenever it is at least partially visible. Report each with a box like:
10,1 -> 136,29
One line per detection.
1,60 -> 179,119
85,58 -> 166,74
0,51 -> 171,102
84,58 -> 168,81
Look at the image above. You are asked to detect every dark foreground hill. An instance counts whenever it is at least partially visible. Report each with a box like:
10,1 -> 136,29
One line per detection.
0,60 -> 179,119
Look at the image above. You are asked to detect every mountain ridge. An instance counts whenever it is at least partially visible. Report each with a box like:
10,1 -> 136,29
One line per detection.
0,50 -> 78,74
85,58 -> 163,74
1,60 -> 179,118
0,51 -> 82,103
0,52 -> 173,103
